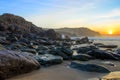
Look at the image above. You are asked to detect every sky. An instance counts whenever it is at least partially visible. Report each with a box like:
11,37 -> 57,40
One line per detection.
0,0 -> 120,34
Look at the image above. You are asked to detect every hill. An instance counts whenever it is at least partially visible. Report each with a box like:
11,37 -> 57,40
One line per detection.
55,27 -> 100,37
0,13 -> 61,39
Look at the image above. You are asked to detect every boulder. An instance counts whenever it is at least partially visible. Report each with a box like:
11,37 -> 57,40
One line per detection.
98,45 -> 118,48
94,43 -> 104,47
61,46 -> 73,57
21,49 -> 37,54
38,50 -> 49,55
0,50 -> 40,79
76,37 -> 89,44
70,61 -> 110,73
70,60 -> 120,73
49,47 -> 71,60
116,49 -> 120,54
87,49 -> 118,60
72,54 -> 94,61
34,54 -> 63,66
77,46 -> 97,54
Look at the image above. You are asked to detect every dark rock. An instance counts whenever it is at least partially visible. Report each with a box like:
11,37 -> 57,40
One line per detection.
61,46 -> 73,57
77,46 -> 97,54
34,54 -> 63,66
0,50 -> 40,79
38,50 -> 49,55
87,49 -> 118,60
98,45 -> 118,48
45,29 -> 61,40
116,49 -> 120,54
38,39 -> 52,45
94,43 -> 104,47
37,45 -> 48,51
72,54 -> 94,61
49,48 -> 69,60
49,47 -> 73,60
76,37 -> 89,44
70,61 -> 110,73
21,49 -> 37,54
112,53 -> 120,60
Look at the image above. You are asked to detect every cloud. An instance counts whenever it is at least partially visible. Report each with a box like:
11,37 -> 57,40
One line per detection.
96,8 -> 120,19
25,0 -> 99,28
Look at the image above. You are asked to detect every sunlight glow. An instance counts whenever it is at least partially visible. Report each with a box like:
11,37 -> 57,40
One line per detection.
108,30 -> 113,35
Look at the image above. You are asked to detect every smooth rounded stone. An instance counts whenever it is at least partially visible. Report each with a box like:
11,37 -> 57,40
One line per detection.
19,38 -> 30,44
116,49 -> 120,54
38,39 -> 52,45
9,43 -> 23,50
112,53 -> 120,60
77,46 -> 97,54
61,46 -> 73,57
87,49 -> 118,60
72,54 -> 94,61
0,50 -> 40,79
38,50 -> 49,55
94,43 -> 104,47
70,61 -> 110,73
98,45 -> 118,48
55,49 -> 69,60
37,45 -> 49,51
49,48 -> 69,60
21,49 -> 37,54
34,54 -> 63,66
76,37 -> 90,44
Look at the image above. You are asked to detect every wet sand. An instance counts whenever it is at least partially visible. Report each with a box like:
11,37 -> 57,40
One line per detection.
7,61 -> 107,80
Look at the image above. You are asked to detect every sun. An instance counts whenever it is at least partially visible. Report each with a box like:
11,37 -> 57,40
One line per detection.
108,30 -> 113,35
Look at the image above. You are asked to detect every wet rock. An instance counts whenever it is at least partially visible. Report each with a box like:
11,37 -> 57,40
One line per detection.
98,45 -> 118,48
87,49 -> 118,60
21,49 -> 37,54
0,50 -> 40,79
34,54 -> 63,66
49,48 -> 69,60
49,47 -> 73,60
112,53 -> 120,60
61,46 -> 73,57
9,43 -> 23,50
0,37 -> 10,45
45,29 -> 61,40
94,43 -> 104,47
38,39 -> 52,45
77,46 -> 97,54
72,54 -> 94,61
70,61 -> 110,73
76,37 -> 89,44
38,50 -> 49,55
37,45 -> 49,51
116,49 -> 120,54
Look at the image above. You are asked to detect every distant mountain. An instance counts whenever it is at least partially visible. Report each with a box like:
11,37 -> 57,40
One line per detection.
55,27 -> 101,37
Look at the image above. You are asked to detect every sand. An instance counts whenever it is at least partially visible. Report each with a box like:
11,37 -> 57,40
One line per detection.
7,61 -> 107,80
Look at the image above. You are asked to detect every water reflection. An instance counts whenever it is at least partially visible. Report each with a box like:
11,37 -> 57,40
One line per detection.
100,72 -> 120,80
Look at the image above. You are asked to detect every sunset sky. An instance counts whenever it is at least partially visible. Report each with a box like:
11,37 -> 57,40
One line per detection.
0,0 -> 120,34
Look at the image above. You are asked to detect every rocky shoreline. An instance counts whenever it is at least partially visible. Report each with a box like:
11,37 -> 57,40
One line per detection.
0,13 -> 120,80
